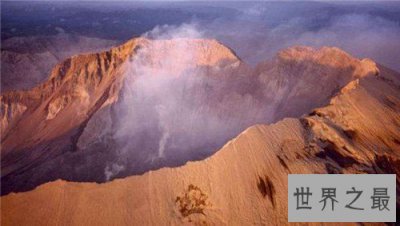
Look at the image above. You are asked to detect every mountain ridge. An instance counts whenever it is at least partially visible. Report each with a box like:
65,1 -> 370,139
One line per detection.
1,39 -> 399,225
2,67 -> 399,225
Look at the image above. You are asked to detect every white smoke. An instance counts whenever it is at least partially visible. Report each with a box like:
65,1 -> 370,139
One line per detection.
155,104 -> 169,159
143,23 -> 203,40
104,163 -> 125,181
110,23 -> 272,172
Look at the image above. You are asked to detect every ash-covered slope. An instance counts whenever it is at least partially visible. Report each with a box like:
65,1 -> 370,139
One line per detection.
2,54 -> 399,226
1,38 -> 384,196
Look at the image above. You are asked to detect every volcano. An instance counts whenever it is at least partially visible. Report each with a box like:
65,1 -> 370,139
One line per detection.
1,37 -> 399,225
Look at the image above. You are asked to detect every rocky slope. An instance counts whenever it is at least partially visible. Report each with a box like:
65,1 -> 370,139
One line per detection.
1,34 -> 118,92
1,37 -> 399,225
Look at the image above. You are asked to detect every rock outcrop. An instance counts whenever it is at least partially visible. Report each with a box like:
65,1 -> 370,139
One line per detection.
1,34 -> 118,92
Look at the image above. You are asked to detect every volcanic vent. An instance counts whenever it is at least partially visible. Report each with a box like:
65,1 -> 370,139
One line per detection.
1,38 -> 380,194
